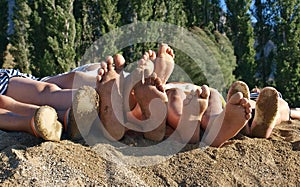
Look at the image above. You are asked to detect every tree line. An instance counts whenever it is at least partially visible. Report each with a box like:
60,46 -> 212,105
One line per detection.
0,0 -> 299,106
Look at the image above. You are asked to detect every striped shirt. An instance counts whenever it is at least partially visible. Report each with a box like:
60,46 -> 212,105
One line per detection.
0,69 -> 40,95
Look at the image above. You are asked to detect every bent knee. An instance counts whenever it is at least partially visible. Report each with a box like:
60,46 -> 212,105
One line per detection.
41,83 -> 62,93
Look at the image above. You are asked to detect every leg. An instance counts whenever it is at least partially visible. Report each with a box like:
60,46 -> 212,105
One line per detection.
45,54 -> 126,89
0,108 -> 32,133
291,109 -> 300,120
45,71 -> 97,89
0,106 -> 62,141
6,77 -> 75,111
0,95 -> 38,116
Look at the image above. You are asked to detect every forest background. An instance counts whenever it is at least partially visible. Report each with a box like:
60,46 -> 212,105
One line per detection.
0,0 -> 299,107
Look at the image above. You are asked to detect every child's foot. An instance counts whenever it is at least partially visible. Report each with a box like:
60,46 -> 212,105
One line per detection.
250,87 -> 279,138
66,86 -> 100,140
202,81 -> 252,147
31,106 -> 62,141
124,54 -> 168,141
153,44 -> 175,84
174,86 -> 210,144
95,56 -> 126,141
134,74 -> 168,141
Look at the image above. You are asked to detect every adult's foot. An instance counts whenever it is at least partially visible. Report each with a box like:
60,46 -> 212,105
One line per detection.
249,87 -> 279,138
31,106 -> 62,141
202,81 -> 252,147
66,86 -> 100,140
113,54 -> 126,73
124,54 -> 168,141
96,56 -> 126,141
169,86 -> 210,144
153,44 -> 175,84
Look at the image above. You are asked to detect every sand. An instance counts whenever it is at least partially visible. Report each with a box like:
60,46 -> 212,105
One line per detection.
0,120 -> 299,186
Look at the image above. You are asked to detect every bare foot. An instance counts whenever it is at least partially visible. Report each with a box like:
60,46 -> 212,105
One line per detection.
124,54 -> 168,141
113,54 -> 126,73
96,56 -> 125,141
202,81 -> 251,147
249,87 -> 279,138
66,86 -> 99,140
31,106 -> 62,141
153,44 -> 175,84
172,86 -> 210,144
227,81 -> 250,101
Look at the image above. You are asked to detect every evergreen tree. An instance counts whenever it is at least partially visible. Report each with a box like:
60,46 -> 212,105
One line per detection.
225,0 -> 256,88
251,0 -> 277,87
9,0 -> 32,73
73,0 -> 94,66
184,0 -> 204,27
0,0 -> 9,66
29,0 -> 76,76
274,0 -> 300,106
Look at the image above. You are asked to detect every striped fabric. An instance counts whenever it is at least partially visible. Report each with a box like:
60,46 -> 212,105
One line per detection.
0,69 -> 39,95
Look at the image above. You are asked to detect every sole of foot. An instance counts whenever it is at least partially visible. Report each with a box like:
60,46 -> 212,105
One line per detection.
33,105 -> 62,142
96,56 -> 126,141
154,43 -> 175,85
67,86 -> 100,140
251,87 -> 279,138
204,81 -> 251,147
177,86 -> 210,144
226,81 -> 250,101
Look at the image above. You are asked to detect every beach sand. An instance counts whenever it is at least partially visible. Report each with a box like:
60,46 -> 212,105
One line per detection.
0,120 -> 299,186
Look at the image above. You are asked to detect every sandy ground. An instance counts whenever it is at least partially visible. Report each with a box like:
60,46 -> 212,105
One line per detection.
0,120 -> 299,186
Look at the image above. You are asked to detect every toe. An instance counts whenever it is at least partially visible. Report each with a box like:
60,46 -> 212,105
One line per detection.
200,85 -> 210,99
166,47 -> 175,58
101,61 -> 108,72
106,56 -> 114,71
148,50 -> 156,61
228,92 -> 243,104
98,68 -> 105,76
114,54 -> 125,71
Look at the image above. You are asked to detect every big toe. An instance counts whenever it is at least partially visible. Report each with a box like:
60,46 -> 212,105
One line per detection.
200,85 -> 210,99
114,54 -> 125,72
228,92 -> 244,105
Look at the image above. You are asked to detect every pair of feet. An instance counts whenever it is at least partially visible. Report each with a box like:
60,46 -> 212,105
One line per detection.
96,44 -> 176,142
201,82 -> 281,147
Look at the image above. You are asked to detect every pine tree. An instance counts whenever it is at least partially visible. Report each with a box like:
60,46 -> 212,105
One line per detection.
0,0 -> 9,67
225,0 -> 256,88
274,0 -> 300,106
9,0 -> 32,73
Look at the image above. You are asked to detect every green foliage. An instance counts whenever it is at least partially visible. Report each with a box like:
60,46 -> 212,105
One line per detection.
28,0 -> 76,76
172,26 -> 236,94
9,0 -> 32,73
73,0 -> 94,65
251,0 -> 277,87
0,0 -> 9,66
274,0 -> 300,107
225,0 -> 256,88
